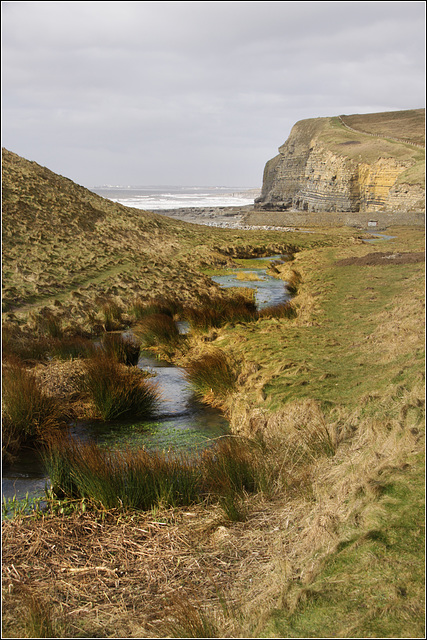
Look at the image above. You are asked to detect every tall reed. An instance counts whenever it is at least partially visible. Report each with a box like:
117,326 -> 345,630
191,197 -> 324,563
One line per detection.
101,332 -> 140,365
83,353 -> 160,420
2,363 -> 67,459
48,335 -> 95,361
43,436 -> 202,509
258,300 -> 297,320
136,312 -> 181,348
184,350 -> 237,404
42,435 -> 267,513
184,293 -> 257,331
101,300 -> 124,331
130,296 -> 182,321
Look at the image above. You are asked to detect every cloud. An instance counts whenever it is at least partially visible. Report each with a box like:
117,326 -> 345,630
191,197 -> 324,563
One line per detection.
1,1 -> 425,186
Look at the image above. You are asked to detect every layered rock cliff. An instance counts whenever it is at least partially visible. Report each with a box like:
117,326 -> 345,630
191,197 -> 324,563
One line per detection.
255,109 -> 425,214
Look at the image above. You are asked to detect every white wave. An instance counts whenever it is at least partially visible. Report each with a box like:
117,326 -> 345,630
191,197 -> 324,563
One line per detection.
102,188 -> 258,210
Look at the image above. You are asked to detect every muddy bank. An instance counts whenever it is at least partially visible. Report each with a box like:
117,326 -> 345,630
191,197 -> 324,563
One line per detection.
336,251 -> 425,266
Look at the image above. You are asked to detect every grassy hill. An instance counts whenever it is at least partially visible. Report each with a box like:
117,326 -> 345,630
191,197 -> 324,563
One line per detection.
2,148 -> 342,332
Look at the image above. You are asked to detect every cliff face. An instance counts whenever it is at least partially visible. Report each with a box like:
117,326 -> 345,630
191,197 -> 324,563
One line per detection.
256,110 -> 425,214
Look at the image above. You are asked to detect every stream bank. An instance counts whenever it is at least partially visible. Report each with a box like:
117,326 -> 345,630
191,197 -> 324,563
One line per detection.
2,255 -> 291,506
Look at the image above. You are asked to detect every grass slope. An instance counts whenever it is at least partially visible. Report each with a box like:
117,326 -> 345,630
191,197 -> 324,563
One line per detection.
2,148 -> 347,331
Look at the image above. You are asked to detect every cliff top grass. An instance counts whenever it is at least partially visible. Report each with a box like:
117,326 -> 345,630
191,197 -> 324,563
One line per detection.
287,109 -> 425,186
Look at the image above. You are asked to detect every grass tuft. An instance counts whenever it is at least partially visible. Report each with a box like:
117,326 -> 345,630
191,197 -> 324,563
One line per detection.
83,353 -> 160,421
100,332 -> 141,365
2,363 -> 68,460
135,312 -> 181,349
184,293 -> 257,331
42,434 -> 266,514
184,350 -> 237,404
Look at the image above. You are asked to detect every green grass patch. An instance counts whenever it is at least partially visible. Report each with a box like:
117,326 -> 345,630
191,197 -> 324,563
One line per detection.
266,461 -> 425,638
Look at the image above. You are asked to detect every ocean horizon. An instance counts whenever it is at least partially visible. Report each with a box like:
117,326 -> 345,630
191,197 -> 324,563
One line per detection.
90,185 -> 260,210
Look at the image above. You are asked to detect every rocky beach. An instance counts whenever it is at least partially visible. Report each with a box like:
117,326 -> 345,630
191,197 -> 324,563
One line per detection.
151,204 -> 299,231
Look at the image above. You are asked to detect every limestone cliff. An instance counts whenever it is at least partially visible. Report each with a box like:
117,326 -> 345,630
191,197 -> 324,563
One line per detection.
255,109 -> 425,214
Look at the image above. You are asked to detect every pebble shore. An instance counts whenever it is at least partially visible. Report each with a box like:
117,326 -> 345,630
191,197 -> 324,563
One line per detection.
149,205 -> 297,232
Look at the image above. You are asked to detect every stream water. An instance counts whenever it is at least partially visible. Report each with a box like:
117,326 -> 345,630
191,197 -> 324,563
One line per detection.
2,256 -> 290,505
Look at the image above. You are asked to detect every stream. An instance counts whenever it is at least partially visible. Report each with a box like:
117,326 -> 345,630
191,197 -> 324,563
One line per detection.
2,256 -> 290,505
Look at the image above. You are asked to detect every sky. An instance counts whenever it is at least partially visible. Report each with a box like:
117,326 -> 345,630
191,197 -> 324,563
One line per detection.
1,1 -> 425,188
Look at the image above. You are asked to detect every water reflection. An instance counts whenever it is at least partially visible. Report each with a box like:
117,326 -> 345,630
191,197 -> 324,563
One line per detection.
211,255 -> 291,309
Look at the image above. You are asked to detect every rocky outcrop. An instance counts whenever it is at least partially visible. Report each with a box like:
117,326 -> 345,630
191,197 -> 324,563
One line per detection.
255,110 -> 425,214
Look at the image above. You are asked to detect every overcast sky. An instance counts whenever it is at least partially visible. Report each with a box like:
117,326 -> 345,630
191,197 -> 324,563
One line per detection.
1,1 -> 425,188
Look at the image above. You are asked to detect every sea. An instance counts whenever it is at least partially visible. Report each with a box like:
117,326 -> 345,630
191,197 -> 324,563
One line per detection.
90,185 -> 260,211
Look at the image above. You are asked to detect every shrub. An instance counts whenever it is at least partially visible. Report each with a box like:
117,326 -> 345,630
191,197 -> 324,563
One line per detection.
83,353 -> 160,421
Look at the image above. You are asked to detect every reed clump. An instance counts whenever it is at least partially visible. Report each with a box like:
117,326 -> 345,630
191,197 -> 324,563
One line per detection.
184,293 -> 257,331
136,312 -> 182,349
184,349 -> 238,405
130,296 -> 183,320
47,335 -> 95,361
2,324 -> 50,364
100,332 -> 141,365
285,268 -> 302,296
82,353 -> 160,421
100,300 -> 125,331
30,309 -> 64,339
258,301 -> 297,320
42,434 -> 266,513
2,363 -> 68,461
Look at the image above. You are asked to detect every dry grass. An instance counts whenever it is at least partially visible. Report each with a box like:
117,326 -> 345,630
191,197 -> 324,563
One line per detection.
3,377 -> 423,638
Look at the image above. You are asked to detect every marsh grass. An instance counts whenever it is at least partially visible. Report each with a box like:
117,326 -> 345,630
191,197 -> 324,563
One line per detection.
32,310 -> 63,339
184,350 -> 237,404
2,324 -> 50,364
164,593 -> 221,638
83,353 -> 160,421
130,296 -> 182,320
101,300 -> 124,331
258,301 -> 297,320
43,434 -> 266,513
184,293 -> 257,331
284,268 -> 302,296
48,335 -> 95,361
100,332 -> 140,365
23,592 -> 66,639
136,312 -> 182,348
2,363 -> 68,459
